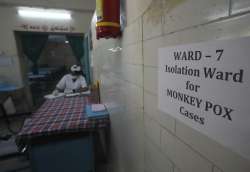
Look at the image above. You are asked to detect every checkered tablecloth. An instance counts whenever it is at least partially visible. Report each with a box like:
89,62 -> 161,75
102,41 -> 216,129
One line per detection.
17,95 -> 109,142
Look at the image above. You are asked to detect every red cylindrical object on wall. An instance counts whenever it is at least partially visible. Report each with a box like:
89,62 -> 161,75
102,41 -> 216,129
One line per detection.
96,0 -> 121,39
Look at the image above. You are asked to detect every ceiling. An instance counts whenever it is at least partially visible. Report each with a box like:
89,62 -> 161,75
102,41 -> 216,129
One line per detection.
0,0 -> 95,12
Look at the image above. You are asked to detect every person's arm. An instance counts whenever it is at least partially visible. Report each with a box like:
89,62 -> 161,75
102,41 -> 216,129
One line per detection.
55,87 -> 64,92
77,76 -> 88,92
53,76 -> 66,95
53,87 -> 65,96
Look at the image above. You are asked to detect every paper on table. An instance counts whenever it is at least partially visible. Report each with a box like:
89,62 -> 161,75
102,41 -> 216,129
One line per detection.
86,105 -> 108,118
65,92 -> 80,97
91,104 -> 106,112
44,93 -> 65,99
81,90 -> 91,95
65,90 -> 91,97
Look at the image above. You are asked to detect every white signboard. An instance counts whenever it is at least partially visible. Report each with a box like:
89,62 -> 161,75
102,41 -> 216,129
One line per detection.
158,37 -> 250,160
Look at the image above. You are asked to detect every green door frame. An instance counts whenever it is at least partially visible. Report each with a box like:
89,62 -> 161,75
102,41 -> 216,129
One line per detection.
83,31 -> 92,85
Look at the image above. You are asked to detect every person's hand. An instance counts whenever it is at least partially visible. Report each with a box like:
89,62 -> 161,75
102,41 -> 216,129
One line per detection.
79,87 -> 89,92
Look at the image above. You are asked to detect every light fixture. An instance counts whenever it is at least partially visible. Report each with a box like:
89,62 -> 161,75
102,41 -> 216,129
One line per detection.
65,41 -> 69,44
18,7 -> 71,20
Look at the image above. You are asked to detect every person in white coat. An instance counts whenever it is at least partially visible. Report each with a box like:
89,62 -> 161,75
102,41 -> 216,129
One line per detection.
53,65 -> 88,95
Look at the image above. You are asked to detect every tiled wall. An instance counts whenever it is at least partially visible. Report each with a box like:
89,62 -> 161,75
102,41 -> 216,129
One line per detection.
91,0 -> 250,172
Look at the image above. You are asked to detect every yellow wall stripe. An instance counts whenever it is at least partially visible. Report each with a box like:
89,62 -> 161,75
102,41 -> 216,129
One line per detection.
96,22 -> 120,28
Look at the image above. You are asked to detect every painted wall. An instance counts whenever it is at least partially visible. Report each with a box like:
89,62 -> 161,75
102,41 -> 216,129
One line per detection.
0,0 -> 95,11
0,5 -> 93,87
91,0 -> 250,172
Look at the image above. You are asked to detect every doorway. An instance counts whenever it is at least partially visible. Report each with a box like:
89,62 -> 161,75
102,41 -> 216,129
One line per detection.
15,31 -> 91,108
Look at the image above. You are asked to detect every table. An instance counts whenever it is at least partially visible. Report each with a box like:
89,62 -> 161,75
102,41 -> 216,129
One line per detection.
16,94 -> 110,172
0,83 -> 17,92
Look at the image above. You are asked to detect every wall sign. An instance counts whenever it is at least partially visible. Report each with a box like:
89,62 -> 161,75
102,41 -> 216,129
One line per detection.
18,24 -> 76,33
158,37 -> 250,160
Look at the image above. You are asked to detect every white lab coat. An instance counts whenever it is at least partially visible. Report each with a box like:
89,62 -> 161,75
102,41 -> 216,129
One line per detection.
56,74 -> 87,93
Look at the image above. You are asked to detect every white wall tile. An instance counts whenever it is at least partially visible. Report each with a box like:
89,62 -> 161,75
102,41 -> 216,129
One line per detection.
160,128 -> 176,160
145,140 -> 173,172
119,107 -> 145,172
142,0 -> 163,40
144,163 -> 154,172
143,29 -> 200,68
107,100 -> 144,172
122,18 -> 143,46
126,0 -> 152,24
122,43 -> 143,65
108,107 -> 129,172
232,0 -> 250,14
121,64 -> 143,86
144,66 -> 158,94
175,121 -> 250,172
157,112 -> 176,134
174,166 -> 181,172
163,0 -> 229,34
144,115 -> 162,148
213,166 -> 223,172
144,91 -> 175,133
192,14 -> 250,40
121,82 -> 143,109
100,74 -> 125,109
143,36 -> 165,67
161,129 -> 213,172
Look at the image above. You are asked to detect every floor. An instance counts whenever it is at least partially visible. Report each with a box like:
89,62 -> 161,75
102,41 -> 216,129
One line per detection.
0,157 -> 31,172
0,117 -> 31,172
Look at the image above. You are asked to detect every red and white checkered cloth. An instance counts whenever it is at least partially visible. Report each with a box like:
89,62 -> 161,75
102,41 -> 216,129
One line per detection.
17,95 -> 109,141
